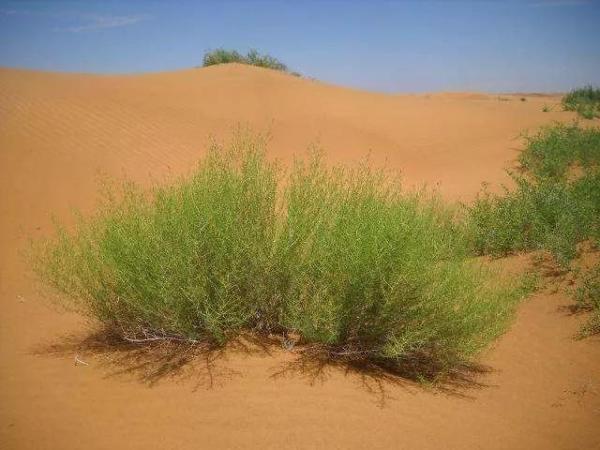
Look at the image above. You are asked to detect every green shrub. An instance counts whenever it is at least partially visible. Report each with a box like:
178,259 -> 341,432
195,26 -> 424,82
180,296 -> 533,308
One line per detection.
469,123 -> 600,267
34,134 -> 527,378
35,134 -> 281,344
562,86 -> 600,120
518,123 -> 600,179
202,48 -> 290,72
575,263 -> 600,337
468,173 -> 600,266
277,155 -> 526,371
469,121 -> 600,339
202,48 -> 245,66
245,49 -> 288,71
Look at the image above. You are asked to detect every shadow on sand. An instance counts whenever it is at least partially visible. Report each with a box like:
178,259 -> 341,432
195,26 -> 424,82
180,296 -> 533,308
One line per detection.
270,345 -> 492,402
33,328 -> 245,389
34,327 -> 494,406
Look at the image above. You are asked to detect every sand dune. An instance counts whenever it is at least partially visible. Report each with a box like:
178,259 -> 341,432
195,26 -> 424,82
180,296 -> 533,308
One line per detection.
1,64 -> 598,449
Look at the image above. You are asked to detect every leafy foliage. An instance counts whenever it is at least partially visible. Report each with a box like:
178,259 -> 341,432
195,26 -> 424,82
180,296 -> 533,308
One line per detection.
562,86 -> 600,120
34,134 -> 528,378
202,48 -> 292,73
518,123 -> 600,179
468,122 -> 600,336
468,172 -> 600,266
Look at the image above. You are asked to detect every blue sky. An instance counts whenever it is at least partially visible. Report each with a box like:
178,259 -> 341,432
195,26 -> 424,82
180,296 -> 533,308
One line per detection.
1,0 -> 599,93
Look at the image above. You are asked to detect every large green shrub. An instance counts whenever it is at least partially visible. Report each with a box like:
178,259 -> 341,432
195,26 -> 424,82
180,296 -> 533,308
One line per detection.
277,156 -> 525,371
36,135 -> 281,344
34,134 -> 527,378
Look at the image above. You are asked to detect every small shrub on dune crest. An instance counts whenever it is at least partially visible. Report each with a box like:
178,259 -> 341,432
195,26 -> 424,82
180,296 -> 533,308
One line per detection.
202,48 -> 245,66
202,48 -> 292,73
34,133 -> 528,379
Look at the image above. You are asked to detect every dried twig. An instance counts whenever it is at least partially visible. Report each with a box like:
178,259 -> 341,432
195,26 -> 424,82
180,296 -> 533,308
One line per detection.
74,354 -> 89,366
121,328 -> 201,345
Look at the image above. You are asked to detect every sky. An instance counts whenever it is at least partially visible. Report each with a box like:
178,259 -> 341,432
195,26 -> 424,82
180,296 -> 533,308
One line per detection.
1,0 -> 599,93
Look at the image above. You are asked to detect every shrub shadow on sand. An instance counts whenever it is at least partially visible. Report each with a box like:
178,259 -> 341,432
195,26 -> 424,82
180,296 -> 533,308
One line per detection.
269,345 -> 493,406
34,327 -> 494,405
33,327 -> 243,389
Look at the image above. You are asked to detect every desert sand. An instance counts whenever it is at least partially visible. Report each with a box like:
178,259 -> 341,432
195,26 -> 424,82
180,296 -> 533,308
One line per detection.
0,64 -> 599,449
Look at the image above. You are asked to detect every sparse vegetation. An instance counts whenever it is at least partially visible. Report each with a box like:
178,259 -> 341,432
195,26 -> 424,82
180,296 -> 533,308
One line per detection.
518,122 -> 600,180
34,133 -> 530,379
562,85 -> 600,120
468,123 -> 600,267
468,172 -> 600,267
575,263 -> 600,337
202,48 -> 296,74
468,122 -> 600,334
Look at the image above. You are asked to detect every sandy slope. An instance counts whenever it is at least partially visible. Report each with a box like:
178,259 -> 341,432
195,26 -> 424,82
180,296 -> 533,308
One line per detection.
0,64 -> 599,450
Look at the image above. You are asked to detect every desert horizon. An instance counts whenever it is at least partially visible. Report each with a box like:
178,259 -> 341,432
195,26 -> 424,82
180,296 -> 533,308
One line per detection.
0,64 -> 571,97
